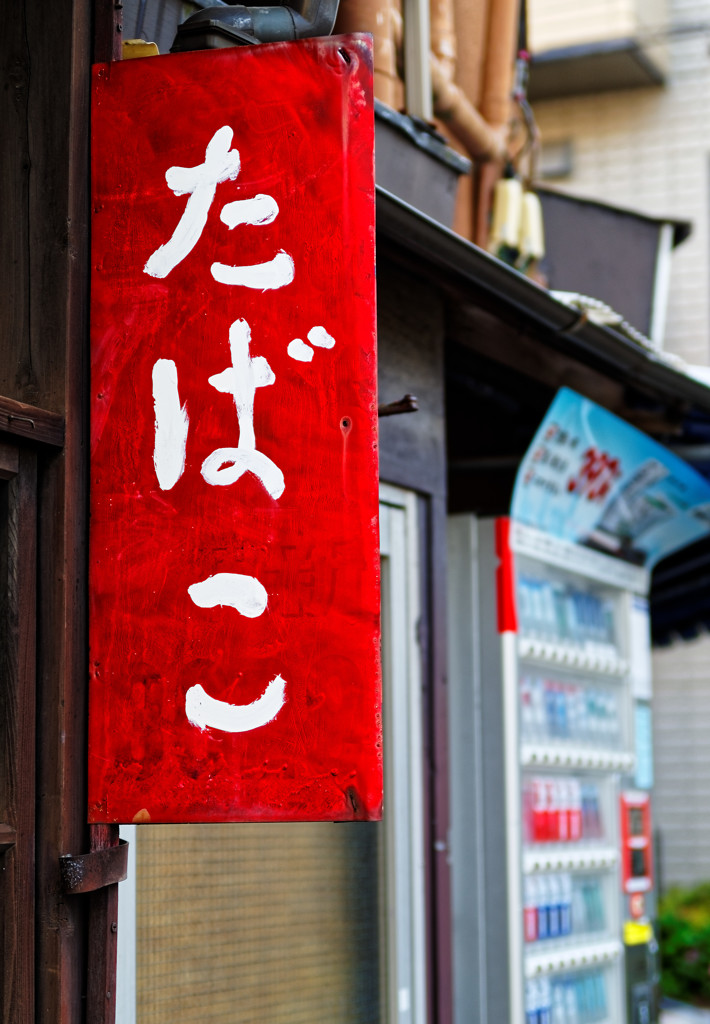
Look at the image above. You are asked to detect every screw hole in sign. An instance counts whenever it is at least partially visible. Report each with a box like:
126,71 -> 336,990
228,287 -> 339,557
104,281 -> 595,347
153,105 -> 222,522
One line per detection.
341,416 -> 352,433
339,47 -> 352,65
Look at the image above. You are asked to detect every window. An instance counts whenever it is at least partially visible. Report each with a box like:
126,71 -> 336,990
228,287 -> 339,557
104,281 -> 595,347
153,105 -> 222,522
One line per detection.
116,484 -> 427,1024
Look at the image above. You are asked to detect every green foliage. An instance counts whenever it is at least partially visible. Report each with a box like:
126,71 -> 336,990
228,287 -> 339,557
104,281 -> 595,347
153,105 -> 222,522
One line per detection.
659,884 -> 710,1005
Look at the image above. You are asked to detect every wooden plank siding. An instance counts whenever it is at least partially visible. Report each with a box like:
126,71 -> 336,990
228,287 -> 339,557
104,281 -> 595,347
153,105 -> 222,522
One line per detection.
2,1 -> 119,1021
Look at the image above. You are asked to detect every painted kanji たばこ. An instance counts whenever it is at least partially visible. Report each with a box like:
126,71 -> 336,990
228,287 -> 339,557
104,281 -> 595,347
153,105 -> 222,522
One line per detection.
89,37 -> 381,823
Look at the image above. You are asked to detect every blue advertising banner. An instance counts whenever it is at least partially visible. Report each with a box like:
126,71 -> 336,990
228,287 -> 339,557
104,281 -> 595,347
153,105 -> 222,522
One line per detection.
511,388 -> 710,568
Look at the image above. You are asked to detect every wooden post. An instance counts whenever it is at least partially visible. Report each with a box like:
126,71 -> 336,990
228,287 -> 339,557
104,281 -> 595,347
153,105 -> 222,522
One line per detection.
86,825 -> 122,1024
85,10 -> 123,1024
95,0 -> 123,63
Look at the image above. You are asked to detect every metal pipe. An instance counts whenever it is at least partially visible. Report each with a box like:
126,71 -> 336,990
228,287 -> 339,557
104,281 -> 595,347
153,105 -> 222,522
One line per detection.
389,9 -> 506,162
453,0 -> 490,112
136,0 -> 149,37
423,0 -> 505,162
403,0 -> 433,119
430,54 -> 507,162
480,0 -> 521,128
172,0 -> 341,49
429,0 -> 456,81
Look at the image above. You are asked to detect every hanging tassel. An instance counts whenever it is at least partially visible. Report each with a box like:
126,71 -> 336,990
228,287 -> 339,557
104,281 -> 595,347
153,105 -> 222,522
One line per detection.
518,190 -> 545,268
489,175 -> 523,260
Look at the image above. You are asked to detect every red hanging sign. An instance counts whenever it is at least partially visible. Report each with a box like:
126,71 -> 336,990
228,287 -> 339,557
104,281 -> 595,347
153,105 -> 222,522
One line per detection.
89,38 -> 381,823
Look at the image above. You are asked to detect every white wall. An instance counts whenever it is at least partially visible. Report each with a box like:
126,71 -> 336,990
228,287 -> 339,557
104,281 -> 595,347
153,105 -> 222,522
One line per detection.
652,636 -> 710,887
528,0 -> 638,51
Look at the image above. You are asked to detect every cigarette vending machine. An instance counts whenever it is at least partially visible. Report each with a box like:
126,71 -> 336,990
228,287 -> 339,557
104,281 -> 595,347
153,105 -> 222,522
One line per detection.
448,389 -> 710,1024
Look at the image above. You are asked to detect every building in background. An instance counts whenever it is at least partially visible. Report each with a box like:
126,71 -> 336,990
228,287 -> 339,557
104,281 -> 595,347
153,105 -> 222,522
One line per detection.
527,0 -> 710,889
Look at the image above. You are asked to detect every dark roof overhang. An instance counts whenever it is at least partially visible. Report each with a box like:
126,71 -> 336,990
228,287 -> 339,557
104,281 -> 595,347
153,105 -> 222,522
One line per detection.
375,186 -> 710,644
376,187 -> 708,412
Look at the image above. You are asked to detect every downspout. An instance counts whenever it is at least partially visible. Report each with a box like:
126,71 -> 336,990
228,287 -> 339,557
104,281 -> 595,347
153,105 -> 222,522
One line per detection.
446,0 -> 493,237
429,54 -> 507,162
337,0 -> 506,162
427,0 -> 509,163
480,0 -> 521,130
335,0 -> 403,108
429,0 -> 456,81
474,0 -> 522,245
388,2 -> 506,163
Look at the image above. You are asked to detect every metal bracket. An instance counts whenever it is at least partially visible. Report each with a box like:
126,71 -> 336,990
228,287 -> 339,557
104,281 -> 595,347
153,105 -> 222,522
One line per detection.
378,394 -> 419,417
60,839 -> 129,895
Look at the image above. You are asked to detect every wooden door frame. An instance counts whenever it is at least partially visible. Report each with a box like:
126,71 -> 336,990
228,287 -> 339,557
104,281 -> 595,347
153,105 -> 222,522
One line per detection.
0,441 -> 38,1024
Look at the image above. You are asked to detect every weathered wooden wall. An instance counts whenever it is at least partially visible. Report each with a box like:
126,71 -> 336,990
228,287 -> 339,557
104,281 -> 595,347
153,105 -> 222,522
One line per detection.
1,2 -> 117,1021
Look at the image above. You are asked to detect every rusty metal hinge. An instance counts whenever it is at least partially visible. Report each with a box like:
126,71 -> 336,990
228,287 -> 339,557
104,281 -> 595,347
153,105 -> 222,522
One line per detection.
0,823 -> 17,853
60,839 -> 129,895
